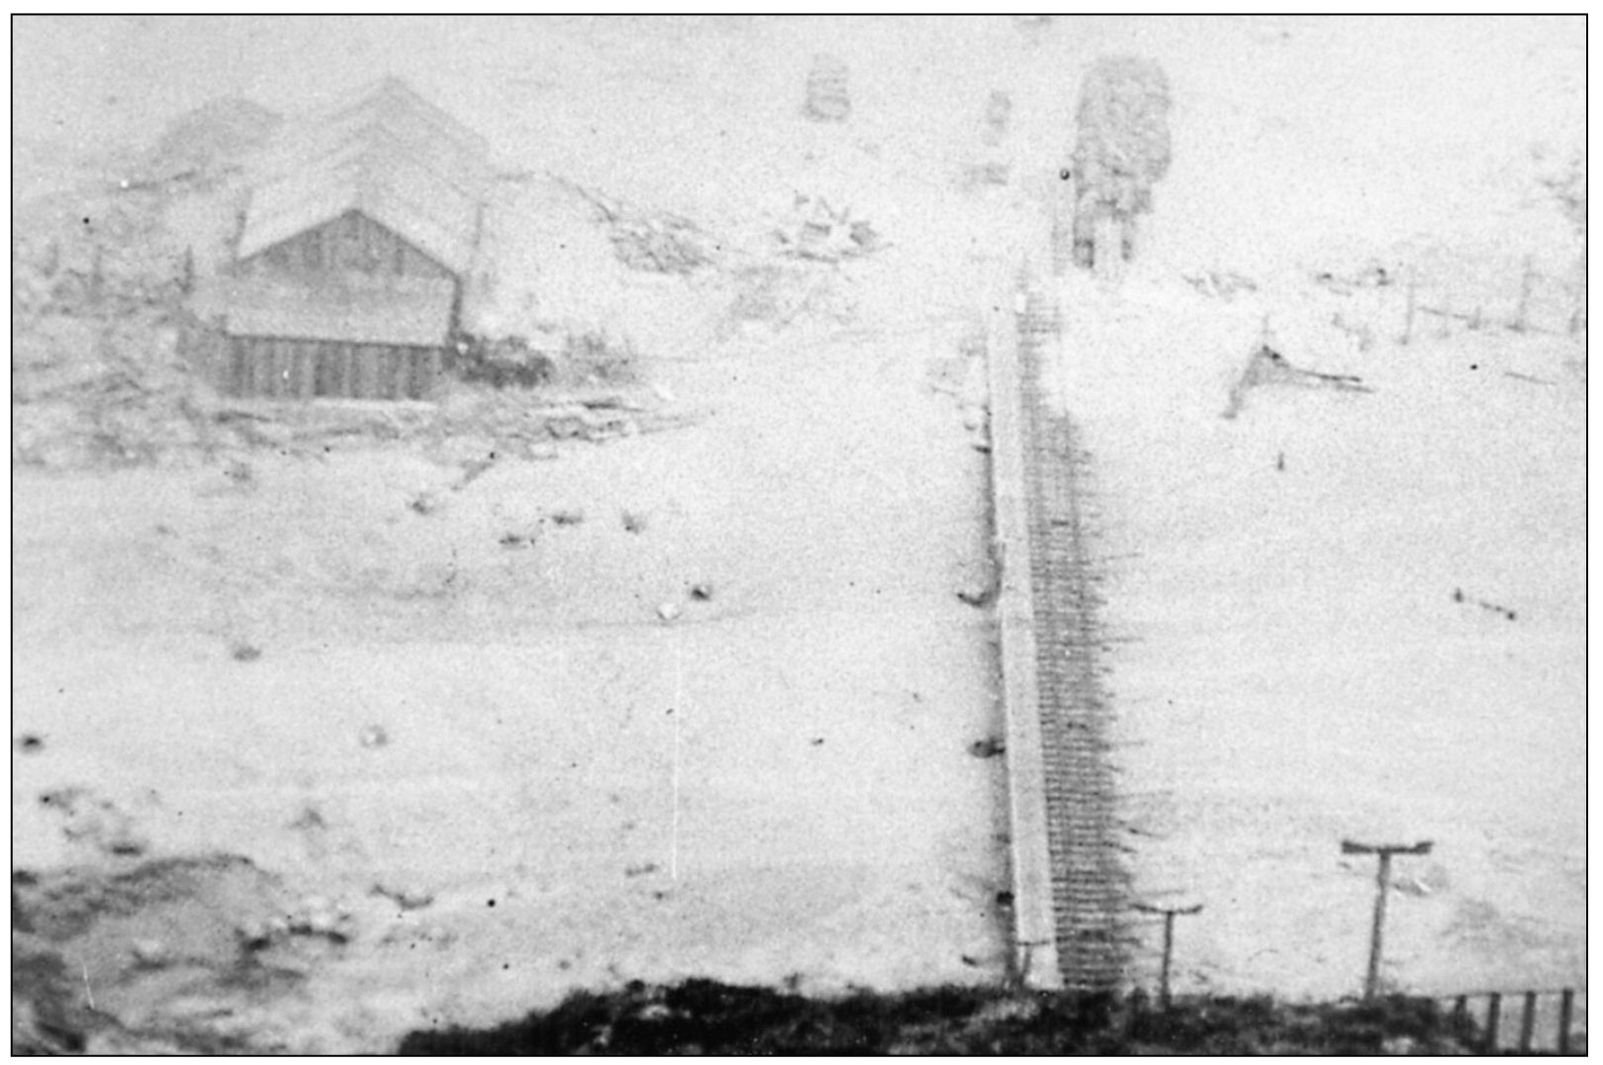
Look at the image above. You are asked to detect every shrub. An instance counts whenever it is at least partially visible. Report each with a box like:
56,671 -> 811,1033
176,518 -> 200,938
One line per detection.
565,329 -> 637,384
447,334 -> 556,390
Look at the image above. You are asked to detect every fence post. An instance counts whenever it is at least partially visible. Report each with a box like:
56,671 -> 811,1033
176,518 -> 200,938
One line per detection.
1518,990 -> 1537,1053
1557,988 -> 1574,1054
1484,992 -> 1502,1053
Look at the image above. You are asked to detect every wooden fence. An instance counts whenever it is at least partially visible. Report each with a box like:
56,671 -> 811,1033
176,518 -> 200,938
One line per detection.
1439,987 -> 1586,1054
1314,252 -> 1585,350
1401,255 -> 1584,343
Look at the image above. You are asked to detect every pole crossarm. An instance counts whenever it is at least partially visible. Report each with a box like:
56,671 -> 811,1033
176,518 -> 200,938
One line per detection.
1133,903 -> 1203,916
1132,902 -> 1203,1007
1341,840 -> 1434,857
1342,838 -> 1433,999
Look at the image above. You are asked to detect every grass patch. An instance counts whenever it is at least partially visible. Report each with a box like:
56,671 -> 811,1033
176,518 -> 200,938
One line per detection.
398,980 -> 1491,1055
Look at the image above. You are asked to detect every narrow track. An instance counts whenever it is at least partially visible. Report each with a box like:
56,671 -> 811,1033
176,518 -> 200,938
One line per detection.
990,276 -> 1128,992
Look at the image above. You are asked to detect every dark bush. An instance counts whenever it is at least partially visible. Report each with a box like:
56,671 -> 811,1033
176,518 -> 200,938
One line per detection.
448,335 -> 556,390
399,981 -> 1488,1056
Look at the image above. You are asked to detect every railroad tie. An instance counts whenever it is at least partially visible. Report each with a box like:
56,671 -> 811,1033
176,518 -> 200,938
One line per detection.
1015,286 -> 1129,990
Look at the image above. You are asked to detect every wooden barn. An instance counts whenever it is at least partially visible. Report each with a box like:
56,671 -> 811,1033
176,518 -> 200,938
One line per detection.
220,78 -> 491,400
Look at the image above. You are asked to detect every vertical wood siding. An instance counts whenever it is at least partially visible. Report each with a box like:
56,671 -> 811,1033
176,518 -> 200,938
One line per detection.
227,209 -> 455,401
238,210 -> 453,282
225,336 -> 440,400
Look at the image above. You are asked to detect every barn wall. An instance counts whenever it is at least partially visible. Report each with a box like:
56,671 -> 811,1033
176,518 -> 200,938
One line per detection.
224,336 -> 441,400
238,211 -> 454,284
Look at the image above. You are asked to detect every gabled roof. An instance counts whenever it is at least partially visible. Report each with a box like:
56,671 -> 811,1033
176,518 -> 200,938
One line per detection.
236,77 -> 490,277
246,92 -> 493,198
224,276 -> 456,347
239,131 -> 482,274
321,76 -> 491,164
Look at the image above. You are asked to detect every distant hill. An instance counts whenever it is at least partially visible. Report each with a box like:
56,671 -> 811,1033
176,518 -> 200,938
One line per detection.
141,96 -> 282,181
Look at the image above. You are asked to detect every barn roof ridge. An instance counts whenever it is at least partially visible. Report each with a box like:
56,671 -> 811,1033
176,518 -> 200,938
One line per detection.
236,78 -> 489,275
239,180 -> 478,277
256,124 -> 487,194
249,129 -> 481,220
227,77 -> 489,359
248,105 -> 493,197
315,75 -> 492,163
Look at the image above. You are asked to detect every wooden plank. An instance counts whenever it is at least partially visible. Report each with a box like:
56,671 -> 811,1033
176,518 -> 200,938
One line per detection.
272,342 -> 287,399
313,345 -> 332,397
254,338 -> 275,398
352,344 -> 373,399
341,344 -> 356,399
384,347 -> 402,399
379,346 -> 394,399
422,347 -> 441,398
986,268 -> 1063,991
405,349 -> 420,399
401,349 -> 417,399
363,345 -> 381,399
272,340 -> 290,398
248,338 -> 265,398
1485,992 -> 1502,1053
293,342 -> 313,399
227,338 -> 247,397
1558,989 -> 1574,1054
260,340 -> 276,399
375,347 -> 394,400
238,338 -> 254,397
347,345 -> 363,399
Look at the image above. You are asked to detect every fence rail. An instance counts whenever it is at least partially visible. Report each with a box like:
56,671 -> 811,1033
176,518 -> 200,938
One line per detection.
1301,253 -> 1584,358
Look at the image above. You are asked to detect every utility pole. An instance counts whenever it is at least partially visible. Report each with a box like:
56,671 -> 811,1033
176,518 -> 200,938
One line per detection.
1513,255 -> 1534,332
1133,902 -> 1203,1008
1340,839 -> 1432,999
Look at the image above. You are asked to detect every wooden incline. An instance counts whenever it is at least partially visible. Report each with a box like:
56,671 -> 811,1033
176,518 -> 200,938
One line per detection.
988,271 -> 1128,992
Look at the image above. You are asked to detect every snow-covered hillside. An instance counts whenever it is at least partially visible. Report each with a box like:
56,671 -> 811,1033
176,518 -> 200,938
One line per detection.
11,14 -> 1584,1052
1033,15 -> 1585,1001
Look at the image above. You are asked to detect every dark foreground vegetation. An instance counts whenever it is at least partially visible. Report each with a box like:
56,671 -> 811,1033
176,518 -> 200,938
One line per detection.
399,980 -> 1496,1055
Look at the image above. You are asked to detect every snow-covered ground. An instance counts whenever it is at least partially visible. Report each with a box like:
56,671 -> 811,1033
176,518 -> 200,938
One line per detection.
1064,275 -> 1585,999
11,14 -> 1585,1050
1034,15 -> 1585,1001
